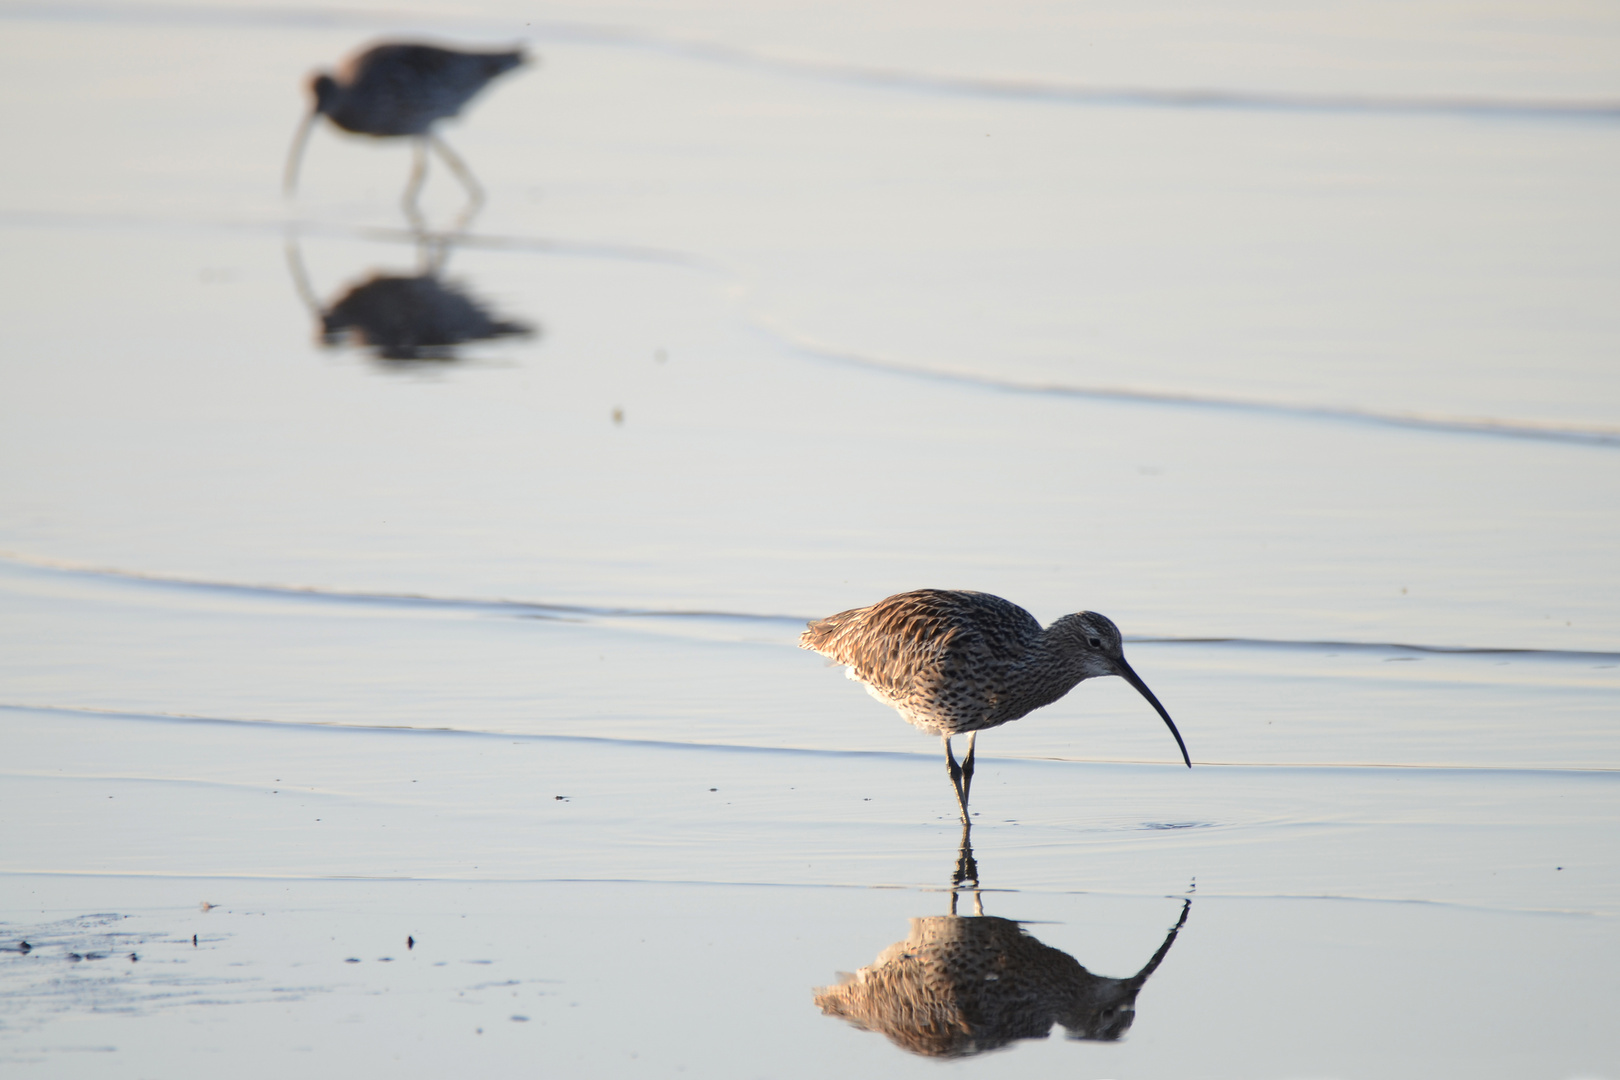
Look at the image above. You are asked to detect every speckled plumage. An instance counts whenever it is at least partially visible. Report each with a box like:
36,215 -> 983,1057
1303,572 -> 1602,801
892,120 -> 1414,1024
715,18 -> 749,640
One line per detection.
801,589 -> 1189,823
813,902 -> 1189,1058
801,589 -> 1124,737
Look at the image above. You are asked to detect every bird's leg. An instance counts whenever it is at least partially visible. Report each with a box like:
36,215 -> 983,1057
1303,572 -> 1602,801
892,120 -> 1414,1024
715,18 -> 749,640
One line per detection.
943,735 -> 970,826
960,731 -> 978,809
402,137 -> 430,233
429,133 -> 485,233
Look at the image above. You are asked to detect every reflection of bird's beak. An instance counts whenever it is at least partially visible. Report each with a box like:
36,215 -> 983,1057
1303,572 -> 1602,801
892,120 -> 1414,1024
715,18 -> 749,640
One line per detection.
283,110 -> 317,197
1127,897 -> 1192,988
1115,659 -> 1191,767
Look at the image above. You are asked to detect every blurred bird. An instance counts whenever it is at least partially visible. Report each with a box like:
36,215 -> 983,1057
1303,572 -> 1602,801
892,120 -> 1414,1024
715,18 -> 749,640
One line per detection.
284,42 -> 528,221
801,589 -> 1190,824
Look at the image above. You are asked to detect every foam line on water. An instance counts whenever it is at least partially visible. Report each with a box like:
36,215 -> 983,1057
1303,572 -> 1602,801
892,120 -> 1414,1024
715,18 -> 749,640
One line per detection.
0,869 -> 1603,918
6,210 -> 1615,453
1133,637 -> 1620,663
0,550 -> 807,626
286,220 -> 714,271
7,551 -> 1618,661
0,210 -> 713,273
2,2 -> 1615,122
8,703 -> 1618,775
540,22 -> 1620,123
0,701 -> 923,760
762,327 -> 1620,449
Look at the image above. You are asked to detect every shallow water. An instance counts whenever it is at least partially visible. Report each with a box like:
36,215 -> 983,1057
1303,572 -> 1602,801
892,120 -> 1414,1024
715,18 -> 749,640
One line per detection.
1,1 -> 1617,1076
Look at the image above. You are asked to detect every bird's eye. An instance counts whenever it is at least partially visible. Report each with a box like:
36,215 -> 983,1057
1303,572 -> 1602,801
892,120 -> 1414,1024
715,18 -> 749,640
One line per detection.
1087,637 -> 1101,648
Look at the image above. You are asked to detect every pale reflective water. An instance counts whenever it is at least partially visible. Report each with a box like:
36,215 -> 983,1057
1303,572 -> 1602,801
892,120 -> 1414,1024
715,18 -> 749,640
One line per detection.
1,2 -> 1617,1077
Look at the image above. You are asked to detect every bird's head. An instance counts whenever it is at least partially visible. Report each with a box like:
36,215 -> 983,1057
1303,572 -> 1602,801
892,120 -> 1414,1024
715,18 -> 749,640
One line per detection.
1053,611 -> 1191,768
1057,610 -> 1128,679
1059,975 -> 1142,1042
309,73 -> 341,115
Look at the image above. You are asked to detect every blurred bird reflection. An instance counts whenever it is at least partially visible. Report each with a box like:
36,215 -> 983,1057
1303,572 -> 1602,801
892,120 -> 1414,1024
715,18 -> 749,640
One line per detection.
814,832 -> 1190,1058
287,231 -> 533,363
319,268 -> 531,362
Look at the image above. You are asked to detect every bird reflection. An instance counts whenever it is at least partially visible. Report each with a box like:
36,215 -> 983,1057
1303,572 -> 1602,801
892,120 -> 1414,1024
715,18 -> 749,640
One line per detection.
287,231 -> 533,364
814,830 -> 1190,1058
319,268 -> 531,362
285,41 -> 528,231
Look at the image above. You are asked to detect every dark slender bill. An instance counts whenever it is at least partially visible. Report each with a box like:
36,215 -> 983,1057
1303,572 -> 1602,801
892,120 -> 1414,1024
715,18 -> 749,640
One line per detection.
283,110 -> 317,195
1117,660 -> 1192,768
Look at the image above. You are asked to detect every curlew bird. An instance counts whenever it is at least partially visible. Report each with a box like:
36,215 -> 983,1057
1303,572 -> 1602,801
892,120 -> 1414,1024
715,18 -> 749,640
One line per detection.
800,589 -> 1190,824
284,42 -> 528,222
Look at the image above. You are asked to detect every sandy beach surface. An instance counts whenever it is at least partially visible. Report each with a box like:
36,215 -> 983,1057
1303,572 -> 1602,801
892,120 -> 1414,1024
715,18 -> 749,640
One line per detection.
2,1 -> 1618,1076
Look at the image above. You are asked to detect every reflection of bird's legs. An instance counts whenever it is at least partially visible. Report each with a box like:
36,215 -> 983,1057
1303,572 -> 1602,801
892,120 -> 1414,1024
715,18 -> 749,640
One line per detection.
944,736 -> 971,826
415,228 -> 453,277
402,137 -> 430,233
948,830 -> 985,916
951,823 -> 979,889
429,133 -> 485,233
961,731 -> 977,808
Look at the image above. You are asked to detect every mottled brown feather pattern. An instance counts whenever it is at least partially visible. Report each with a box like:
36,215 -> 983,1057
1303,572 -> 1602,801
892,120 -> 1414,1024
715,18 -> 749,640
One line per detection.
800,589 -> 1111,737
814,913 -> 1175,1057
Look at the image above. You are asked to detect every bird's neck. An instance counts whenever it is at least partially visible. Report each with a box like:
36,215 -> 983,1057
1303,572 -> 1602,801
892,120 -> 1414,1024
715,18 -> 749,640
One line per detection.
1035,617 -> 1096,676
1008,625 -> 1092,712
312,75 -> 340,115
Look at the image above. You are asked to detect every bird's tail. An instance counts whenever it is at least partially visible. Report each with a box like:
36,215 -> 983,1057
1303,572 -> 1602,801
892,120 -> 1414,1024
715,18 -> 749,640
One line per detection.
800,605 -> 873,658
800,616 -> 842,653
485,49 -> 529,78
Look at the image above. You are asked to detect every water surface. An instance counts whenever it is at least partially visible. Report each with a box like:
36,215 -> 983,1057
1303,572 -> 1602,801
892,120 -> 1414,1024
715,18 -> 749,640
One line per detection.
1,1 -> 1617,1076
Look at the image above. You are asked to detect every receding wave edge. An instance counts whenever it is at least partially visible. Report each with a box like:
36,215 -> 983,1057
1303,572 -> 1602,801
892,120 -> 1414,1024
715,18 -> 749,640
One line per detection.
1,3 -> 1615,121
5,550 -> 1618,660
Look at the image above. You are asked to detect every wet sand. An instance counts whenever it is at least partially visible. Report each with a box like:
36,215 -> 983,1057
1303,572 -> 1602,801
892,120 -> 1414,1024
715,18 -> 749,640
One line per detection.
2,2 -> 1618,1076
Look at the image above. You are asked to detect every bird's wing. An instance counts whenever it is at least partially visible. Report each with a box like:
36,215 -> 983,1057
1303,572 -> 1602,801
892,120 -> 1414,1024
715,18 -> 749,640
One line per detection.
395,46 -> 524,114
800,590 -> 1039,704
335,45 -> 523,134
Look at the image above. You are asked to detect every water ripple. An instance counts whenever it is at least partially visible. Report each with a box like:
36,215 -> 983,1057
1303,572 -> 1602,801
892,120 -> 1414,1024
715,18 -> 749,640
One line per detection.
7,551 -> 1617,660
6,702 -> 1619,776
763,328 -> 1620,449
2,3 -> 1615,122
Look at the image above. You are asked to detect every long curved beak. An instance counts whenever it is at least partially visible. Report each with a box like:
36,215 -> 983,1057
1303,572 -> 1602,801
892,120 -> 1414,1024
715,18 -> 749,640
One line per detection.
1116,659 -> 1191,767
283,111 -> 317,197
